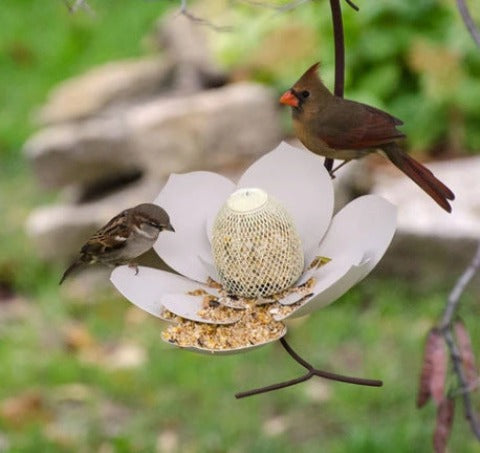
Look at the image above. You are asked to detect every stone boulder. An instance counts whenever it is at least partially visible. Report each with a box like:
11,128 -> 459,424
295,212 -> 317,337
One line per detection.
37,14 -> 227,126
371,156 -> 480,288
129,82 -> 282,177
152,13 -> 227,91
25,83 -> 282,190
24,117 -> 137,190
37,58 -> 174,125
26,178 -> 163,262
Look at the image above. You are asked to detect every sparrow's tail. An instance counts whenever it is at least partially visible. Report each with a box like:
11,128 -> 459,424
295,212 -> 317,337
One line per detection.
59,260 -> 83,285
382,143 -> 455,212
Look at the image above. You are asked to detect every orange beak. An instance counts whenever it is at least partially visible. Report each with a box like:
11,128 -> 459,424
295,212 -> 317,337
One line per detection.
279,90 -> 299,107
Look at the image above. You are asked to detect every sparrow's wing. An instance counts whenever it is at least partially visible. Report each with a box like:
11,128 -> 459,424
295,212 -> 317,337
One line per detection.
80,211 -> 131,260
316,99 -> 405,149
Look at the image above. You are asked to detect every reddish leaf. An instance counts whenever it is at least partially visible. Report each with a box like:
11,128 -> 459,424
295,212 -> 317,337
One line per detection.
63,323 -> 95,352
430,331 -> 448,405
433,397 -> 455,453
417,328 -> 447,408
454,320 -> 478,388
0,391 -> 47,427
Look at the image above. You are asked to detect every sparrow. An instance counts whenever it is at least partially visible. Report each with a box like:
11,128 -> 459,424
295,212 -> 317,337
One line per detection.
59,203 -> 174,285
280,62 -> 455,212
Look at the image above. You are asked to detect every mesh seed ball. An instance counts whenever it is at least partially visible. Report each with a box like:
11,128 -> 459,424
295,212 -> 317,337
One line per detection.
211,188 -> 304,298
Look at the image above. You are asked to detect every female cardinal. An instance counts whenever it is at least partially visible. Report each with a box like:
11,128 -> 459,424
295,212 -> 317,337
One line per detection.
280,62 -> 455,212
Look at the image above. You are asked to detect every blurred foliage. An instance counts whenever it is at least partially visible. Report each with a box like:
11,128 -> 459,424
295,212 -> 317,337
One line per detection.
1,0 -> 479,161
211,0 -> 480,155
0,0 -> 168,160
0,0 -> 169,293
1,277 -> 480,452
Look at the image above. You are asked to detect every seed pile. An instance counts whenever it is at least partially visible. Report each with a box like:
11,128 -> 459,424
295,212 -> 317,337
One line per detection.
161,275 -> 318,352
162,303 -> 285,351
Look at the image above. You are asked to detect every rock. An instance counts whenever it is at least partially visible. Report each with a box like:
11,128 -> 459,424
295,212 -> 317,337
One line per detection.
371,156 -> 480,288
37,57 -> 175,125
153,13 -> 227,91
38,14 -> 227,126
129,82 -> 283,177
26,83 -> 282,190
156,13 -> 210,64
26,178 -> 163,262
24,117 -> 138,189
373,157 -> 478,239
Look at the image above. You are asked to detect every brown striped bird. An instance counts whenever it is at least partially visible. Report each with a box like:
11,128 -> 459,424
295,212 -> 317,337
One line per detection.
59,203 -> 174,284
280,62 -> 455,212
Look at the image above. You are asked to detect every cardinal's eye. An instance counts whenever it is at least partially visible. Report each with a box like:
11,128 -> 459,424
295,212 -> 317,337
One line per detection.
301,90 -> 310,99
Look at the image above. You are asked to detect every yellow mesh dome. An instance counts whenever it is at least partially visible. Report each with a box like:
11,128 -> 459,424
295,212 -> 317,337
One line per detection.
211,188 -> 304,298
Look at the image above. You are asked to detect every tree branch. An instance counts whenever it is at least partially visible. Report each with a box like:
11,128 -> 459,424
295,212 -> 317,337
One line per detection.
179,0 -> 232,31
456,0 -> 480,48
235,337 -> 382,398
440,242 -> 480,329
437,241 -> 480,440
61,0 -> 94,15
444,328 -> 480,440
234,0 -> 358,13
343,0 -> 359,12
234,0 -> 312,13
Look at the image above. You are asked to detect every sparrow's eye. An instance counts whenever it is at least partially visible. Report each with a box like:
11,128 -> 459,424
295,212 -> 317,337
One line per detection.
301,90 -> 310,99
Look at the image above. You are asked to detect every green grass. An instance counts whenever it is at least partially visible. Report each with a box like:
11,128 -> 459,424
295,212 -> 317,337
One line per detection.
0,0 -> 168,157
1,278 -> 480,452
1,1 -> 480,451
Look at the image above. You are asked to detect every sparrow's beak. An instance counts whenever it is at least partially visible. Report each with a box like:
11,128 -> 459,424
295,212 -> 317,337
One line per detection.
279,90 -> 299,108
165,223 -> 175,232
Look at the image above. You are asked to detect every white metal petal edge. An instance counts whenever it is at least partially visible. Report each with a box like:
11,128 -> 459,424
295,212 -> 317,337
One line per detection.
236,141 -> 334,254
154,171 -> 235,283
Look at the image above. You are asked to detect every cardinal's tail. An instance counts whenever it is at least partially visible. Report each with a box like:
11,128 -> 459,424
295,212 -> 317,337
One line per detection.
59,260 -> 83,285
383,144 -> 455,213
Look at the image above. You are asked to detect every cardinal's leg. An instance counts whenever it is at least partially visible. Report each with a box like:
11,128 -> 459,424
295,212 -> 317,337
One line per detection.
329,160 -> 350,178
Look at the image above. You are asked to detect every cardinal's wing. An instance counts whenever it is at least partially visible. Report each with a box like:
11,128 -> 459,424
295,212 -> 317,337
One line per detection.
317,99 -> 405,149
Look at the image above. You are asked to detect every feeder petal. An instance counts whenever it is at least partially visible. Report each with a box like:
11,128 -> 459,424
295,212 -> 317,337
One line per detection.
306,195 -> 397,278
278,258 -> 353,306
111,266 -> 218,318
235,142 -> 334,254
155,172 -> 235,283
273,260 -> 371,320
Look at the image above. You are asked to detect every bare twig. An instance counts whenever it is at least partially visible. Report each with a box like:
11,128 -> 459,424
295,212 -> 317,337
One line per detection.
440,242 -> 480,329
343,0 -> 359,12
444,329 -> 480,440
234,0 -> 312,13
236,0 -> 358,12
235,337 -> 382,398
179,0 -> 232,31
61,0 -> 94,15
437,241 -> 480,440
456,0 -> 480,48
